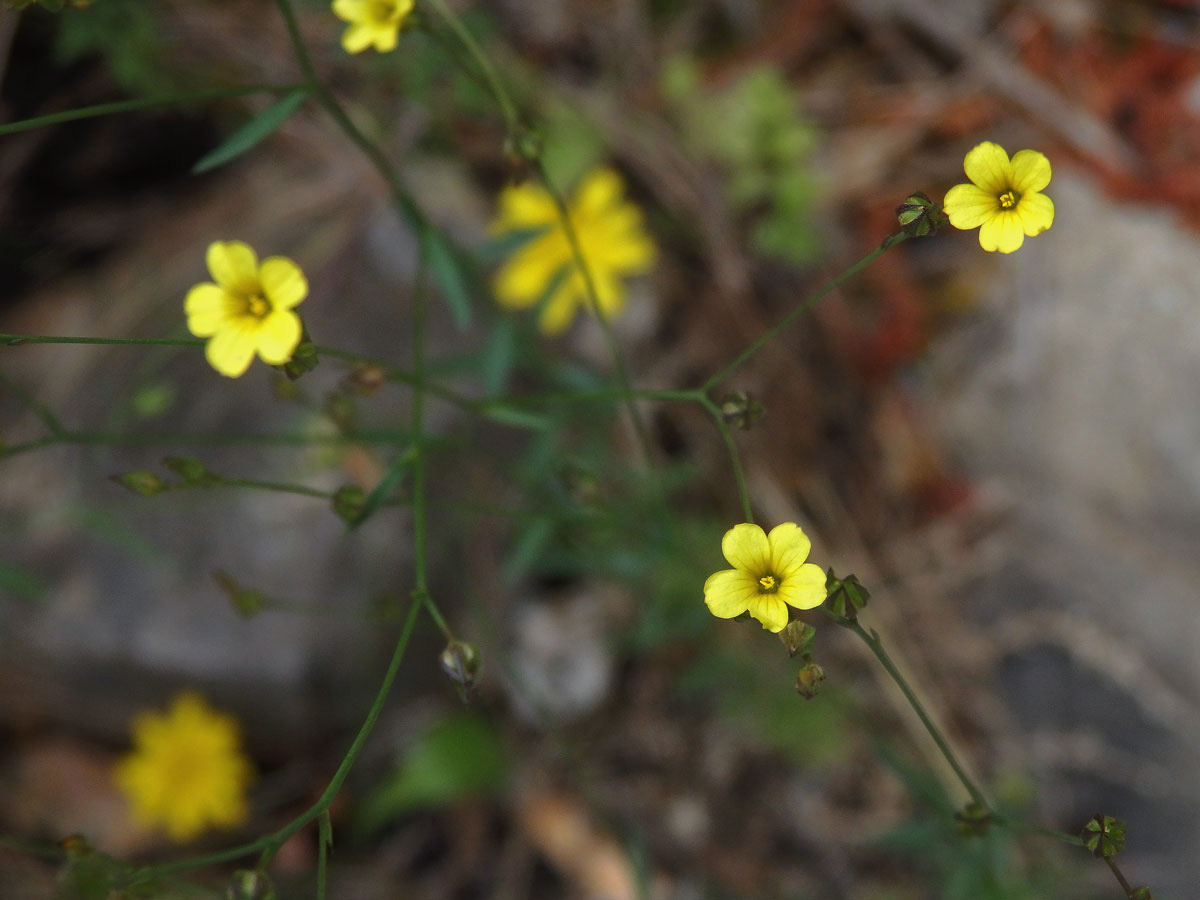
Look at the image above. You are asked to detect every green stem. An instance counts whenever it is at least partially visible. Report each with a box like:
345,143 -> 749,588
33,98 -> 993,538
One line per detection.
702,234 -> 907,393
422,0 -> 521,133
700,395 -> 753,523
0,84 -> 306,136
532,159 -> 656,464
135,595 -> 423,881
830,611 -> 990,811
1104,856 -> 1135,897
1,333 -> 202,348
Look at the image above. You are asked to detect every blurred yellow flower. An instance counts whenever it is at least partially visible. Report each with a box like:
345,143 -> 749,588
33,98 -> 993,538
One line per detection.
115,692 -> 254,843
490,168 -> 656,335
333,0 -> 413,54
704,523 -> 827,633
943,141 -> 1054,254
184,240 -> 307,378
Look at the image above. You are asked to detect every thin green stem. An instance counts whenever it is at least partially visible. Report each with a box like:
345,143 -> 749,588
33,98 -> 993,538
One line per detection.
702,234 -> 907,393
700,395 -> 753,523
829,611 -> 990,811
1104,856 -> 1135,897
316,811 -> 332,900
0,84 -> 305,136
422,0 -> 521,133
138,595 -> 423,881
533,159 -> 655,464
1,333 -> 202,348
0,366 -> 65,435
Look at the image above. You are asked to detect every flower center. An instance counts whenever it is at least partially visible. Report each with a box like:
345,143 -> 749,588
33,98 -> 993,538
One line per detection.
371,0 -> 401,21
758,574 -> 778,593
998,190 -> 1019,210
244,293 -> 270,319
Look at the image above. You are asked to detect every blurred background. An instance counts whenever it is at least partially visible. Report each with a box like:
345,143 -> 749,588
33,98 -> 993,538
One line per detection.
2,0 -> 1200,897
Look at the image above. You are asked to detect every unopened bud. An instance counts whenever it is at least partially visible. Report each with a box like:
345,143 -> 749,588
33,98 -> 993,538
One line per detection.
111,471 -> 167,497
214,571 -> 269,618
227,869 -> 276,900
795,661 -> 825,699
895,191 -> 947,238
332,485 -> 366,524
955,801 -> 992,837
825,569 -> 869,619
778,621 -> 816,657
719,391 -> 765,431
1130,887 -> 1153,900
278,335 -> 319,381
348,363 -> 387,396
162,456 -> 218,486
1082,813 -> 1126,858
440,639 -> 481,691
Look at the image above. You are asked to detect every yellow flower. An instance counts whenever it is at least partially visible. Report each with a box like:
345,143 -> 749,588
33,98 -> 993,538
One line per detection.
332,0 -> 413,54
184,240 -> 307,378
490,167 -> 656,335
942,142 -> 1054,254
114,692 -> 254,843
704,523 -> 827,633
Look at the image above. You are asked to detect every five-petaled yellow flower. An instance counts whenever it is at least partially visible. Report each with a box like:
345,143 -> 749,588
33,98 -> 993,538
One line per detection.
942,141 -> 1054,254
114,692 -> 254,843
490,167 -> 657,336
333,0 -> 413,54
704,523 -> 827,633
184,240 -> 307,378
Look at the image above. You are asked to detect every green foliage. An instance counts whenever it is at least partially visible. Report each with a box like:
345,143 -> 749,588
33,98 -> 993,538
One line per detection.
662,59 -> 822,264
53,0 -> 168,96
353,713 -> 509,836
192,90 -> 311,175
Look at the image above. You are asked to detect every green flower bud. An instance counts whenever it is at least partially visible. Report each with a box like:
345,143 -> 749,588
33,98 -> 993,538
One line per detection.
895,191 -> 947,238
1082,813 -> 1126,858
1130,887 -> 1153,900
162,456 -> 219,486
825,569 -> 870,619
278,329 -> 319,381
348,363 -> 387,396
440,639 -> 481,692
214,571 -> 269,619
778,620 -> 816,657
795,661 -> 825,699
227,869 -> 276,900
719,391 -> 765,431
332,485 -> 366,524
955,801 -> 992,837
111,471 -> 167,497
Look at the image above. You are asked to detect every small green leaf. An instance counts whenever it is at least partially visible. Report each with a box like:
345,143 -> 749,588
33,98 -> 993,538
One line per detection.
480,404 -> 551,431
426,232 -> 473,330
354,714 -> 508,836
346,448 -> 414,530
192,90 -> 309,174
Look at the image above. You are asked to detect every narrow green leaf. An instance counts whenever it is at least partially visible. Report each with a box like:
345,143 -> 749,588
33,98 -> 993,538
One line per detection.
426,232 -> 473,329
192,89 -> 309,174
480,404 -> 550,431
502,516 -> 553,584
347,447 -> 414,530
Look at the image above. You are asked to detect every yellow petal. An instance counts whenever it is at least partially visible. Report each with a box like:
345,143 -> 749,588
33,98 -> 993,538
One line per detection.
493,240 -> 571,309
574,168 -> 625,217
961,142 -> 1013,196
184,284 -> 235,337
1010,149 -> 1052,194
746,593 -> 788,632
978,210 -> 1025,254
721,523 -> 770,574
492,182 -> 557,232
777,562 -> 827,611
259,256 -> 308,310
205,325 -> 258,378
206,241 -> 258,294
766,522 -> 812,577
332,0 -> 368,22
704,569 -> 758,618
341,23 -> 376,53
255,310 -> 302,364
1016,191 -> 1054,236
943,183 -> 998,230
537,282 -> 579,335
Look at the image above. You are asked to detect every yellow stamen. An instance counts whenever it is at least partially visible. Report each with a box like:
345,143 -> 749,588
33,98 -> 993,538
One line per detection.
246,294 -> 270,318
998,190 -> 1018,210
758,575 -> 777,593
